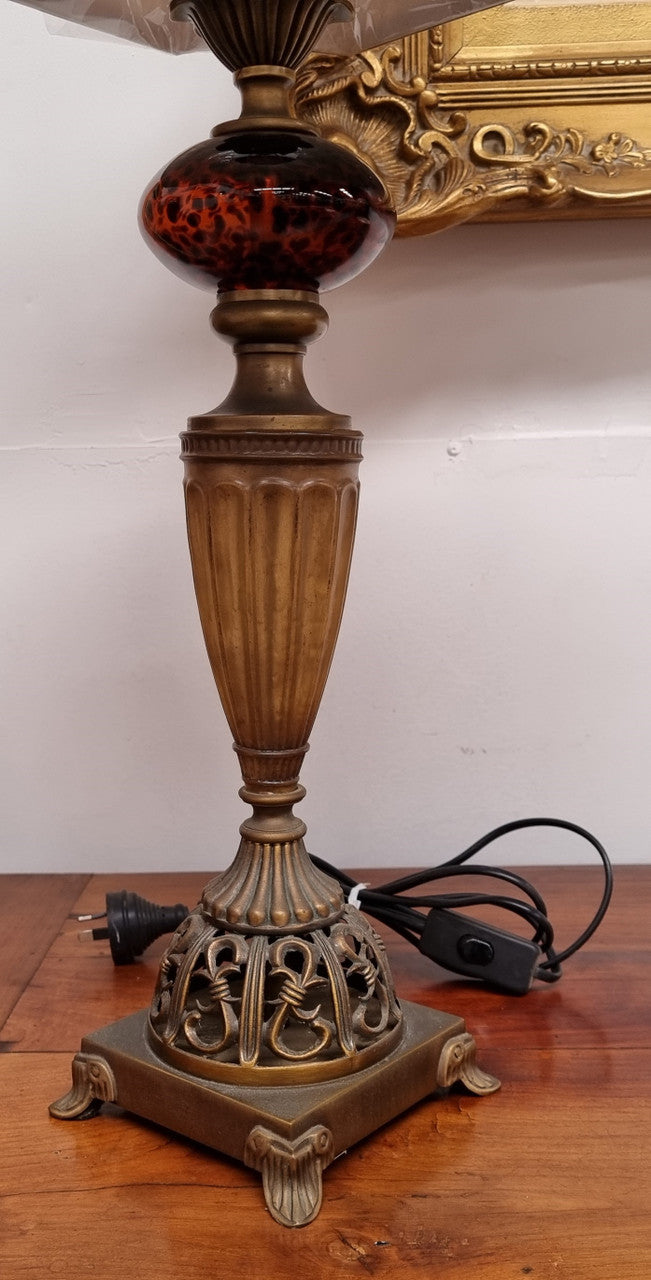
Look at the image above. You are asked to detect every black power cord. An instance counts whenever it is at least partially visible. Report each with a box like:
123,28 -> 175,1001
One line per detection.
78,818 -> 613,995
311,818 -> 613,994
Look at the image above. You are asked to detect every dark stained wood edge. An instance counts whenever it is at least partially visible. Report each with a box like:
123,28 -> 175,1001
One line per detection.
0,874 -> 90,1036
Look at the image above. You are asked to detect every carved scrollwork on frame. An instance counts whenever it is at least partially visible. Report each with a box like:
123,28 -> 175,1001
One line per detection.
296,47 -> 464,230
148,905 -> 403,1083
295,7 -> 651,235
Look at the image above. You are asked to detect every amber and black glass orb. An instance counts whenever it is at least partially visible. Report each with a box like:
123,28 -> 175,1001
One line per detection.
139,128 -> 395,293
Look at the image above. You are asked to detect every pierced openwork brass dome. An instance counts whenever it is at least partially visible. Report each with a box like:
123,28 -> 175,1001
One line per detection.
149,904 -> 403,1083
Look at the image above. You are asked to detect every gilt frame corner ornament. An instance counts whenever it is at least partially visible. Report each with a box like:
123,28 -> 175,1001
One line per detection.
295,2 -> 651,235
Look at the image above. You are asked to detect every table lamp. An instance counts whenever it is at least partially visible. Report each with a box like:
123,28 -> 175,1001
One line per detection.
15,0 -> 504,1226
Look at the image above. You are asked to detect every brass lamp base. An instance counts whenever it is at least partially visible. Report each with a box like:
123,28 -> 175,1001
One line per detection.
50,1003 -> 499,1228
46,4 -> 502,1231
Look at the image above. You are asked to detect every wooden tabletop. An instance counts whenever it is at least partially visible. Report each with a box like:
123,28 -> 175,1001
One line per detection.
1,865 -> 649,1279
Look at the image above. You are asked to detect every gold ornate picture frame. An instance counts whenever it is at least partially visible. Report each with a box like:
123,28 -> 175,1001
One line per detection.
296,1 -> 651,234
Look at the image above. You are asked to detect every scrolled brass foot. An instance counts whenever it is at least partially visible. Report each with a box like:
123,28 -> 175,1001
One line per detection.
436,1032 -> 501,1096
49,1052 -> 117,1120
244,1123 -> 335,1227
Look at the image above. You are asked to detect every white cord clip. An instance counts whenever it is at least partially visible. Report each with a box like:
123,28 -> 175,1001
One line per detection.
347,883 -> 368,910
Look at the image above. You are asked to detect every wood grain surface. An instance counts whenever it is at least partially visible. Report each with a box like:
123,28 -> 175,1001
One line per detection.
1,866 -> 649,1279
0,874 -> 89,1032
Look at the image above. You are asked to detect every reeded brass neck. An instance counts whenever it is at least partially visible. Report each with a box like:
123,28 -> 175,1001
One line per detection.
171,0 -> 352,73
201,833 -> 344,933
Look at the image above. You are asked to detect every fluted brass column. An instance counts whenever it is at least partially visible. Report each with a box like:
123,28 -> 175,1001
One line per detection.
184,292 -> 359,941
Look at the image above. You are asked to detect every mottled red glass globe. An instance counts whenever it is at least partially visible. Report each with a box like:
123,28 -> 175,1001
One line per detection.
139,128 -> 394,293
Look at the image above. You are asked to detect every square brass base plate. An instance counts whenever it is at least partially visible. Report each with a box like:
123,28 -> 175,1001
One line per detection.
51,1003 -> 489,1226
79,1002 -> 465,1159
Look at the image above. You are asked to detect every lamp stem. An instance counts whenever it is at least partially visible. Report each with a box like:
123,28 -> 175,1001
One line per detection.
182,287 -> 362,934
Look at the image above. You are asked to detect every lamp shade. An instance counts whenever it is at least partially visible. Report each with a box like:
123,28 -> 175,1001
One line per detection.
11,0 -> 510,56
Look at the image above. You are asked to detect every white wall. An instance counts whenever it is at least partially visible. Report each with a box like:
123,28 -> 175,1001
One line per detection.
2,3 -> 650,873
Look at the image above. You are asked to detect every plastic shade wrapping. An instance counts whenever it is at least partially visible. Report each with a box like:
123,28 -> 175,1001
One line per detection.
10,0 -> 200,52
10,0 -> 511,56
321,0 -> 511,53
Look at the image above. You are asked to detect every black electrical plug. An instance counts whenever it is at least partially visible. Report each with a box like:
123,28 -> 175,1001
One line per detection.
77,891 -> 189,965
